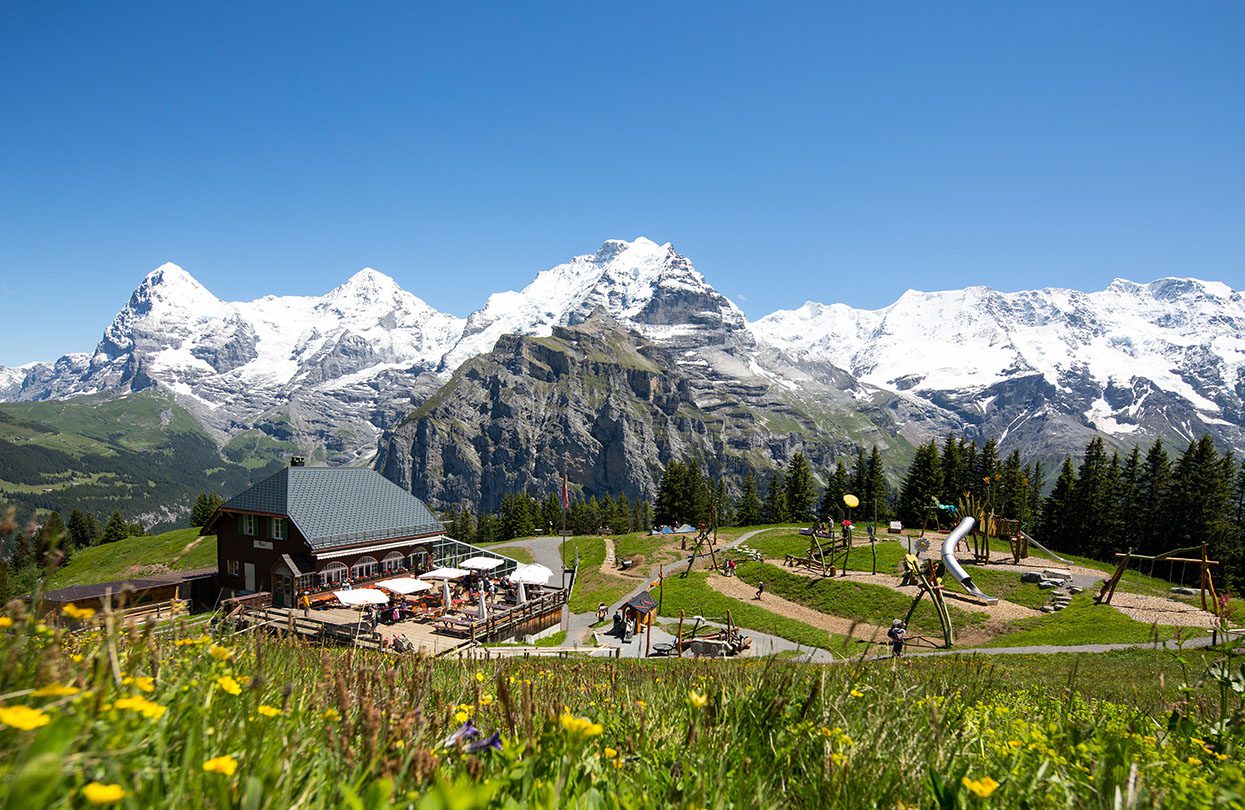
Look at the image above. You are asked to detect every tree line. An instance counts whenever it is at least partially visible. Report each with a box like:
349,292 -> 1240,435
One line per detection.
897,435 -> 1046,530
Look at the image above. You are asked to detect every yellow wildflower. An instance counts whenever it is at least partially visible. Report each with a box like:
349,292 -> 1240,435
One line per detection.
216,675 -> 242,696
175,634 -> 211,646
0,616 -> 12,629
636,700 -> 646,710
62,604 -> 96,621
478,694 -> 494,707
850,689 -> 864,698
1143,735 -> 1157,745
829,752 -> 847,766
202,755 -> 238,776
1187,757 -> 1203,766
32,684 -> 81,697
123,676 -> 155,693
208,644 -> 233,661
82,782 -> 126,805
962,776 -> 1000,798
454,710 -> 469,723
113,696 -> 167,720
474,672 -> 486,683
559,711 -> 604,738
689,691 -> 708,709
604,747 -> 619,759
1007,740 -> 1022,749
323,708 -> 341,722
0,705 -> 51,731
70,654 -> 84,663
257,705 -> 281,717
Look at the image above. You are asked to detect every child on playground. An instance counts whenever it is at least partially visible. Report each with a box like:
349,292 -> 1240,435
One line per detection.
888,619 -> 907,657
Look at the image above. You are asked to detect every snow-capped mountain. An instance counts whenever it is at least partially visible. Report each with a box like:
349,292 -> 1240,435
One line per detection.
441,237 -> 748,369
753,279 -> 1245,457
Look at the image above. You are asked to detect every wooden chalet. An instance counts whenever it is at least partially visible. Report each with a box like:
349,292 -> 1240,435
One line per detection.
206,459 -> 453,608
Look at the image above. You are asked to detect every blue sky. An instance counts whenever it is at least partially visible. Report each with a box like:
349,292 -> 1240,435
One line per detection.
2,2 -> 1242,365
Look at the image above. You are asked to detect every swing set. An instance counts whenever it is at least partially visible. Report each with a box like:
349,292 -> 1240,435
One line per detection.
1095,542 -> 1222,621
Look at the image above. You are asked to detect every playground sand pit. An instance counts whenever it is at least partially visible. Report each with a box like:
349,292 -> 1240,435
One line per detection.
1105,592 -> 1218,630
708,574 -> 890,643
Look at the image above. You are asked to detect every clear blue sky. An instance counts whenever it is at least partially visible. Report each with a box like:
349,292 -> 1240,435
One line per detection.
2,2 -> 1242,365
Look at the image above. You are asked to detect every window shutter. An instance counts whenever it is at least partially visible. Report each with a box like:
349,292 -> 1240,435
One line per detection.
237,514 -> 244,533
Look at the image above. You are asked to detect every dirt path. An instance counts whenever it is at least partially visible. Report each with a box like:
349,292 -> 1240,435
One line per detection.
709,574 -> 890,643
1105,592 -> 1219,629
600,538 -> 616,574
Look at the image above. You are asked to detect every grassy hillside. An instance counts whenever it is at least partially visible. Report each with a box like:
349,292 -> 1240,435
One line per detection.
0,390 -> 278,529
0,616 -> 1239,808
46,528 -> 217,588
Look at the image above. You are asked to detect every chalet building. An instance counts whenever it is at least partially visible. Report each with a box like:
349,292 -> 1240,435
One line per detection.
207,459 -> 450,608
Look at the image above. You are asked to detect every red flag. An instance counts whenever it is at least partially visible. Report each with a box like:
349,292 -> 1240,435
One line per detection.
561,474 -> 570,510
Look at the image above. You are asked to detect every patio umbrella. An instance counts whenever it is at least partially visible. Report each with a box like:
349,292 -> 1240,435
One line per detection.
460,556 -> 504,571
334,588 -> 389,606
441,580 -> 452,607
509,564 -> 553,586
419,567 -> 470,581
516,581 -> 527,605
375,577 -> 433,595
477,595 -> 488,621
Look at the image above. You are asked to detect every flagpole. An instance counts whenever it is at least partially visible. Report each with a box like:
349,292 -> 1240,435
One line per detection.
561,463 -> 569,589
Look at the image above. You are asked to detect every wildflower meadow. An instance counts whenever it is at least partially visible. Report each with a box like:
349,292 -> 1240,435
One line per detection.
0,603 -> 1242,808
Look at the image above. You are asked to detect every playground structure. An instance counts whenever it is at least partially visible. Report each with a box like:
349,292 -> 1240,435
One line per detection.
682,523 -> 721,577
785,525 -> 853,577
939,516 -> 998,605
1096,542 -> 1223,616
899,553 -> 955,648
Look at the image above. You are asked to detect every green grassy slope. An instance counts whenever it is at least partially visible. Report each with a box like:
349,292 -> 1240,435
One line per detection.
46,528 -> 217,588
0,391 -> 277,528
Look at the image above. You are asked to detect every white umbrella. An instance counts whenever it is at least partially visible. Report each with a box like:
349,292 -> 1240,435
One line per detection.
375,577 -> 433,595
509,564 -> 553,586
334,588 -> 389,606
460,556 -> 504,571
517,581 -> 527,604
419,567 -> 470,581
442,579 -> 452,607
477,595 -> 488,621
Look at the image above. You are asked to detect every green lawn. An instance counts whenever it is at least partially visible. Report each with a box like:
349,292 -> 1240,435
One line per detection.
986,592 -> 1186,647
733,561 -> 985,638
489,545 -> 535,565
46,528 -> 216,588
656,570 -> 846,651
942,565 -> 1052,610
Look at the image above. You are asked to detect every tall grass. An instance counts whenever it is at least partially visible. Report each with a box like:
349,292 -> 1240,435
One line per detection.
0,600 -> 1241,808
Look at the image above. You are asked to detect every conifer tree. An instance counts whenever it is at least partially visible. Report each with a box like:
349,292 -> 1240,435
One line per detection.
737,472 -> 762,526
1138,439 -> 1172,555
101,511 -> 129,544
940,434 -> 964,504
865,446 -> 887,522
67,509 -> 99,549
1070,437 -> 1111,557
784,453 -> 817,523
1039,457 -> 1077,550
898,440 -> 941,527
762,470 -> 788,524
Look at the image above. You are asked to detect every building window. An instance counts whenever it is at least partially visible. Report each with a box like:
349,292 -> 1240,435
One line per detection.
227,560 -> 240,577
351,556 -> 378,580
408,551 -> 429,573
238,514 -> 257,536
381,552 -> 405,573
270,518 -> 286,541
320,562 -> 348,588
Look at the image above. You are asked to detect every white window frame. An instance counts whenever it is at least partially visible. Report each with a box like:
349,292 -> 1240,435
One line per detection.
320,562 -> 348,587
239,514 -> 257,536
381,552 -> 405,573
271,518 -> 286,541
351,556 -> 378,581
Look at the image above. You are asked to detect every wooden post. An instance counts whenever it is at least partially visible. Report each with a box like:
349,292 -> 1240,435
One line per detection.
677,609 -> 684,658
658,569 -> 664,613
645,619 -> 651,658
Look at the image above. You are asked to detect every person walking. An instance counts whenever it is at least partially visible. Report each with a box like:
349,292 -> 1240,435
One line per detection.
754,580 -> 765,600
887,619 -> 907,657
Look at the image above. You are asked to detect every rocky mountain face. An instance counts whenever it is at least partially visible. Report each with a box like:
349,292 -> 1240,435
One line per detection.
377,314 -> 947,510
3,238 -> 1243,512
753,279 -> 1245,461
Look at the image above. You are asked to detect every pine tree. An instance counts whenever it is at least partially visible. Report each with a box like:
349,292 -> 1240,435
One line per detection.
35,511 -> 66,564
977,439 -> 1000,501
713,479 -> 735,527
850,448 -> 867,496
67,509 -> 99,549
898,440 -> 941,528
737,472 -> 762,526
865,446 -> 887,523
1070,437 -> 1111,557
762,470 -> 788,524
1119,446 -> 1144,546
1138,439 -> 1172,555
101,511 -> 129,544
940,434 -> 964,504
1039,457 -> 1077,551
784,453 -> 817,523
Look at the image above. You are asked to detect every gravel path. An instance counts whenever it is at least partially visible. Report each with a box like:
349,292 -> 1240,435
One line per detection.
1106,592 -> 1219,629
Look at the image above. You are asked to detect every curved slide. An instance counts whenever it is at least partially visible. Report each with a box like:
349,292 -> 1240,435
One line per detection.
941,516 -> 998,605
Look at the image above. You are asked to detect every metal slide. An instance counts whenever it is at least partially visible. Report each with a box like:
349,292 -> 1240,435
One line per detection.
940,516 -> 997,604
1018,531 -> 1073,565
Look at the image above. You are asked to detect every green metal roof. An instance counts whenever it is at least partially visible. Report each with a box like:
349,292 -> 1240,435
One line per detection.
221,467 -> 444,550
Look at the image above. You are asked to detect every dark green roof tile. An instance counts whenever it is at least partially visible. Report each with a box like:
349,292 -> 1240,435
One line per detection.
222,467 -> 443,550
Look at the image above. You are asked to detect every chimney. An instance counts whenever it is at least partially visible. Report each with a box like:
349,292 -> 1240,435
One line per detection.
290,456 -> 306,467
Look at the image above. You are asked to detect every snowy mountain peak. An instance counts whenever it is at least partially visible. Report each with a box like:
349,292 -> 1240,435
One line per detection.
135,262 -> 222,308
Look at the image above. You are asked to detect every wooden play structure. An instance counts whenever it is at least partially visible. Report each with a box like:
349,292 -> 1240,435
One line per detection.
1096,542 -> 1222,617
899,553 -> 955,649
682,522 -> 721,577
784,525 -> 852,577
